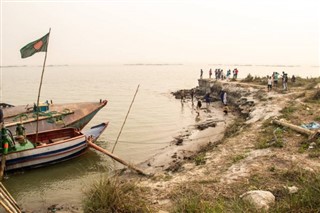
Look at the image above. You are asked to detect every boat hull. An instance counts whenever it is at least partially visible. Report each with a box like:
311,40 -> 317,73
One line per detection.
5,136 -> 87,171
0,122 -> 108,172
3,101 -> 107,134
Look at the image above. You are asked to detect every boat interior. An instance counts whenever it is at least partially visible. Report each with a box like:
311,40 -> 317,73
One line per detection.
26,128 -> 82,145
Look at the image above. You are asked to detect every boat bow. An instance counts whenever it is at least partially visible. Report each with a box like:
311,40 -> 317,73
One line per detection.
82,122 -> 109,141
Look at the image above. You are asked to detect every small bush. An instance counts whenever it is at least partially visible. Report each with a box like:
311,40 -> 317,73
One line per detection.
194,153 -> 206,166
305,89 -> 320,103
241,74 -> 254,82
279,103 -> 298,120
305,81 -> 318,90
83,175 -> 150,213
256,127 -> 284,149
231,154 -> 246,163
171,185 -> 214,212
224,117 -> 246,138
308,150 -> 320,158
173,195 -> 215,212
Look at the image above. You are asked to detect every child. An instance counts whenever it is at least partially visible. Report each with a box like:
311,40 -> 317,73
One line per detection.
223,104 -> 229,115
267,76 -> 272,92
197,100 -> 202,109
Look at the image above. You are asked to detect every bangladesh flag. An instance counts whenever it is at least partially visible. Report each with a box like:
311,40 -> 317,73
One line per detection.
20,33 -> 50,59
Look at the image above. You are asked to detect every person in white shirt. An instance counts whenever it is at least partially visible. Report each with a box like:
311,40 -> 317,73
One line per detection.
267,75 -> 272,92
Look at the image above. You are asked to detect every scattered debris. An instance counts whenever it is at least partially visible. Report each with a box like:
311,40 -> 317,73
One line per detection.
284,186 -> 299,194
301,121 -> 320,130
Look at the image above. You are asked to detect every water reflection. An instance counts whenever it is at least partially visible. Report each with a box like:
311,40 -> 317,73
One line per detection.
3,149 -> 111,195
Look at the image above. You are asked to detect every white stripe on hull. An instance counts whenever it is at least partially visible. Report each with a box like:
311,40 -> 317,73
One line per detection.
5,136 -> 87,171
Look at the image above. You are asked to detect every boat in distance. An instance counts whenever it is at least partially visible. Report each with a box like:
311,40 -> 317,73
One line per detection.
0,122 -> 108,172
1,100 -> 108,134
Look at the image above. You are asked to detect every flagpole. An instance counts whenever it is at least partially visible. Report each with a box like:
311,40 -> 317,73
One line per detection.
35,28 -> 51,143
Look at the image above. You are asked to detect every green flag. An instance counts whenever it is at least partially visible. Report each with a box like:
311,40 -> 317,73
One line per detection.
20,33 -> 50,59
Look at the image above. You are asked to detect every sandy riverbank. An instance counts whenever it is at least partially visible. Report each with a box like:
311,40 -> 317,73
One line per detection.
138,101 -> 235,175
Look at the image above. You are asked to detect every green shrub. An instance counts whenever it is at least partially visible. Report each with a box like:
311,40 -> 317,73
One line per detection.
256,127 -> 284,149
232,154 -> 246,163
83,175 -> 149,213
194,153 -> 206,166
241,74 -> 254,82
279,103 -> 297,120
224,117 -> 246,138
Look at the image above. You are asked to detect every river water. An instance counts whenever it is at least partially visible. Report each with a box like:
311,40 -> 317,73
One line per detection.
0,64 -> 319,211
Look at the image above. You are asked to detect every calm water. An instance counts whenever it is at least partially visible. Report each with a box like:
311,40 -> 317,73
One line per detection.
0,64 -> 319,210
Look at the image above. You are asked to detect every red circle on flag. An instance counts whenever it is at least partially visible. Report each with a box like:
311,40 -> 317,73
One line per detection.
34,41 -> 43,50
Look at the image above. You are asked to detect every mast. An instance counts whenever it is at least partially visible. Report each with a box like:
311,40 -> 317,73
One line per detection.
35,28 -> 51,143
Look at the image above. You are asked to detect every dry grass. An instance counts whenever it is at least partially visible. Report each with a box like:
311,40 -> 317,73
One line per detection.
224,117 -> 247,138
83,175 -> 151,213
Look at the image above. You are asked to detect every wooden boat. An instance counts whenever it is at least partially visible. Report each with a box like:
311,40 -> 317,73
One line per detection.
1,100 -> 107,134
0,122 -> 108,171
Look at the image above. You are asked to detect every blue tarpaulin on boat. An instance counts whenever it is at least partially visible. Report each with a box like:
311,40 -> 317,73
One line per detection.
301,122 -> 320,130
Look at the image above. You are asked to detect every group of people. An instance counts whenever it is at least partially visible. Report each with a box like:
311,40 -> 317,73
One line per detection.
267,71 -> 296,92
193,89 -> 228,115
200,68 -> 239,81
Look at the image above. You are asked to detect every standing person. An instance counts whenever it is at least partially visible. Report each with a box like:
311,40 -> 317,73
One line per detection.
204,93 -> 210,108
235,68 -> 239,79
291,75 -> 296,83
215,69 -> 218,80
232,69 -> 236,79
284,73 -> 288,90
200,69 -> 203,79
223,91 -> 227,105
190,89 -> 194,104
220,90 -> 225,104
267,75 -> 272,92
180,90 -> 185,102
209,69 -> 212,79
282,72 -> 288,90
273,72 -> 279,88
227,69 -> 231,81
197,99 -> 202,109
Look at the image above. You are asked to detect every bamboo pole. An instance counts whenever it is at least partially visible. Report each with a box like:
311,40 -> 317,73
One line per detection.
272,119 -> 314,136
0,200 -> 14,213
35,28 -> 51,143
0,191 -> 19,213
0,183 -> 21,212
112,84 -> 140,153
88,139 -> 148,176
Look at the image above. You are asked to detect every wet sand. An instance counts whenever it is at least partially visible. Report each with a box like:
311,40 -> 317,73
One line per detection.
138,101 -> 235,175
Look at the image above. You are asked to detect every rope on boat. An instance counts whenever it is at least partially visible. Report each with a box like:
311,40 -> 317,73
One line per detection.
12,114 -> 28,122
31,108 -> 71,124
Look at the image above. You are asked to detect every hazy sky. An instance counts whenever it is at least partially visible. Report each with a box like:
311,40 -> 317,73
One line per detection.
1,0 -> 319,66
